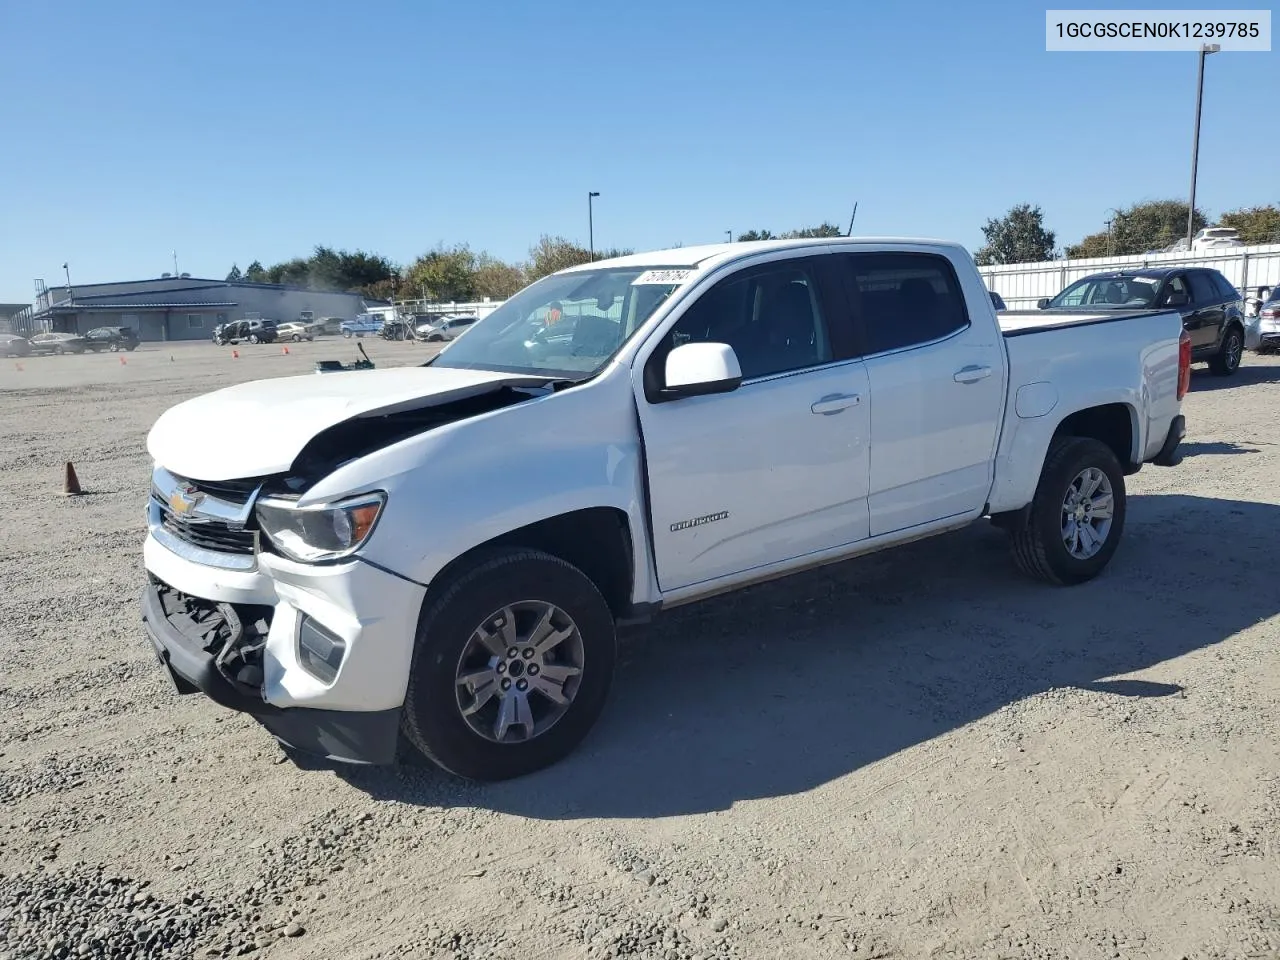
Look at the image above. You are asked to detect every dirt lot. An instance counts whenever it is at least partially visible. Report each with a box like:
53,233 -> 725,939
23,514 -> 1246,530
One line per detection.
2,338 -> 1280,960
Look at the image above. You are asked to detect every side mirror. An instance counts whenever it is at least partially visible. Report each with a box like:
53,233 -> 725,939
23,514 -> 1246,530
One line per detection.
1165,292 -> 1189,307
661,342 -> 742,399
1037,297 -> 1050,309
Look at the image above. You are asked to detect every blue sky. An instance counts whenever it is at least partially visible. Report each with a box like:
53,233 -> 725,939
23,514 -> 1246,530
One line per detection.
1,0 -> 1275,302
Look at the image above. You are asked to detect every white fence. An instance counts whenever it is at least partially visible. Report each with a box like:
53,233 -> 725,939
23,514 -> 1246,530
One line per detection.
390,299 -> 504,320
979,243 -> 1280,310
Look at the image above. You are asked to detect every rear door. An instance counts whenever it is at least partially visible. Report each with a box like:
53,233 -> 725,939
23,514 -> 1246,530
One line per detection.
835,251 -> 1007,537
1186,270 -> 1226,351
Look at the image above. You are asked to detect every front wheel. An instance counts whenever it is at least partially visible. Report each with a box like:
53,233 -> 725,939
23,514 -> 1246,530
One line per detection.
1009,436 -> 1126,585
343,330 -> 353,339
1210,326 -> 1243,376
402,549 -> 617,781
249,334 -> 261,344
292,334 -> 302,342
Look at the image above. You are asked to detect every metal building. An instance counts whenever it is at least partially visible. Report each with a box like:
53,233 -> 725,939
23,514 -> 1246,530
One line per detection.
12,276 -> 383,341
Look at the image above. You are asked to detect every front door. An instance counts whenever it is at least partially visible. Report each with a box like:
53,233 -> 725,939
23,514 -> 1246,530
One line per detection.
635,255 -> 871,592
836,251 -> 1007,537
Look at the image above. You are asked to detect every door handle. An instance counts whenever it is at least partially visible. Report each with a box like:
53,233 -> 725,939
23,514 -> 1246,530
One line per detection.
810,393 -> 861,415
953,365 -> 993,384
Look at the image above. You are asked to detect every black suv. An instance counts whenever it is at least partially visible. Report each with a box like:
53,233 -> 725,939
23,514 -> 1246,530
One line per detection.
1040,267 -> 1246,376
84,325 -> 140,352
214,319 -> 278,345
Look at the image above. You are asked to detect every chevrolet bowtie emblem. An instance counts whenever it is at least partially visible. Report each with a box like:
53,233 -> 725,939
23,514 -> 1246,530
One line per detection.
169,484 -> 203,516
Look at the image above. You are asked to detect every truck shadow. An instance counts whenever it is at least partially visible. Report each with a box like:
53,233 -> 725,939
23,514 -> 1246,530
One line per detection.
337,493 -> 1280,819
1191,360 -> 1280,391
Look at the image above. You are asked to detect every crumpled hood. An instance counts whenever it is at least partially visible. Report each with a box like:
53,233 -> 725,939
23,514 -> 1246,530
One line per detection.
148,365 -> 546,481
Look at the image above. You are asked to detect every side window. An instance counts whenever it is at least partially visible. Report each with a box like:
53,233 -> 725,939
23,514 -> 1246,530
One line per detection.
1211,272 -> 1239,301
662,261 -> 834,381
841,253 -> 969,354
1158,275 -> 1188,306
1186,271 -> 1219,306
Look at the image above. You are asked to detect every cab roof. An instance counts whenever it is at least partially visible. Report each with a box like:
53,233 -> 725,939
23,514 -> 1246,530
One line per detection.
561,237 -> 972,274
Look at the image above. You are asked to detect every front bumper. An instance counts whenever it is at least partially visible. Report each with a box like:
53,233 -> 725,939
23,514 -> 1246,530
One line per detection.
141,528 -> 427,764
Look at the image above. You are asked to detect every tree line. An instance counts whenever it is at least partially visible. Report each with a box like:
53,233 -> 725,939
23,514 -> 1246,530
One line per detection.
223,204 -> 1279,301
225,224 -> 846,301
975,201 -> 1280,266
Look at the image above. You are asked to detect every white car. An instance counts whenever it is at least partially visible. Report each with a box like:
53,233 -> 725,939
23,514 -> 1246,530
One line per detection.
141,238 -> 1188,780
1192,227 -> 1244,250
276,323 -> 315,342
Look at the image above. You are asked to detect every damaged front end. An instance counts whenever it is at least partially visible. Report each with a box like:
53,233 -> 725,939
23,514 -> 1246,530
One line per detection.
144,577 -> 275,711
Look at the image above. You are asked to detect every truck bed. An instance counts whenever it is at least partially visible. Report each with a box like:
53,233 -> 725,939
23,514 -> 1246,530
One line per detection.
997,309 -> 1166,337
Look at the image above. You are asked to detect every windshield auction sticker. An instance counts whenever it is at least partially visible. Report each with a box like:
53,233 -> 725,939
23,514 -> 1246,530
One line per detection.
632,269 -> 698,286
1046,10 -> 1271,50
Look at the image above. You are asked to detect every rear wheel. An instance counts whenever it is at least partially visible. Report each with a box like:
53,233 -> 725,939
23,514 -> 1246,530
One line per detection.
402,549 -> 617,781
1009,436 -> 1126,585
249,334 -> 261,344
1210,326 -> 1243,376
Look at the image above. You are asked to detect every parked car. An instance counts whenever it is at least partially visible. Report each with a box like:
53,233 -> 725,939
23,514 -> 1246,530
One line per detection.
1192,226 -> 1243,250
1246,287 -> 1280,353
0,333 -> 32,357
340,314 -> 384,338
989,291 -> 1007,311
420,315 -> 478,342
84,325 -> 140,352
1038,266 -> 1246,375
276,322 -> 315,342
214,319 -> 278,345
142,237 -> 1188,781
29,332 -> 88,355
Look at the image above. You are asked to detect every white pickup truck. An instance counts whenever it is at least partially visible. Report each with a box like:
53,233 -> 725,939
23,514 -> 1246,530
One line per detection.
142,238 -> 1189,780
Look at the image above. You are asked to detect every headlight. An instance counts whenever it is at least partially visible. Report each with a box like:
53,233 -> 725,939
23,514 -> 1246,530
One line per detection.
255,492 -> 386,563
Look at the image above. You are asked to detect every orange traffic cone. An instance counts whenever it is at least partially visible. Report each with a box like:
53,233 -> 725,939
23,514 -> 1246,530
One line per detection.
281,346 -> 290,356
232,349 -> 239,359
119,355 -> 127,365
13,362 -> 22,372
63,461 -> 82,496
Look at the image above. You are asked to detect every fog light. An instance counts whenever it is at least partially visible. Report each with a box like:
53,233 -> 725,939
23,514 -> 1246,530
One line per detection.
298,616 -> 346,684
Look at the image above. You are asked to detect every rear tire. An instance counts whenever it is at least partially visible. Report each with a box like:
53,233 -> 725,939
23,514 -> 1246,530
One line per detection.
1009,436 -> 1126,586
402,549 -> 617,781
1210,326 -> 1243,376
249,334 -> 261,344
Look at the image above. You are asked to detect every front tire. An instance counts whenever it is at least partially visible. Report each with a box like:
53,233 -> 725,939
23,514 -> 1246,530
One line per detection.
292,334 -> 302,342
1009,436 -> 1127,585
402,549 -> 617,781
1210,326 -> 1243,376
249,334 -> 261,344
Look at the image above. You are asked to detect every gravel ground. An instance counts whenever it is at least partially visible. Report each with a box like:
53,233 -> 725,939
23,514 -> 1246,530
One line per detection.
2,338 -> 1280,960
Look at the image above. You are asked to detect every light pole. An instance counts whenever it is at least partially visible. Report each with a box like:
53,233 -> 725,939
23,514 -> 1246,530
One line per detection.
588,191 -> 600,260
1104,207 -> 1121,255
1187,42 -> 1220,247
726,230 -> 732,243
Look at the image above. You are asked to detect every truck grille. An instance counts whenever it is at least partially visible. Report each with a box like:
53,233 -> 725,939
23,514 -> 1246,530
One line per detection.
159,508 -> 257,555
184,477 -> 260,505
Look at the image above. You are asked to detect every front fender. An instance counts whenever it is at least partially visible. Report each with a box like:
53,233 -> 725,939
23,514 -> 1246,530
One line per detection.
306,369 -> 659,605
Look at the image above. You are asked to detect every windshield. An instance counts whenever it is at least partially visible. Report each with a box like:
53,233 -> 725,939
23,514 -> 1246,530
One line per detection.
429,266 -> 687,378
1048,275 -> 1159,309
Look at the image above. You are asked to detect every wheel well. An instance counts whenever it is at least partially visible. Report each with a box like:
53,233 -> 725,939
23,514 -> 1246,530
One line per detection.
430,508 -> 635,619
1053,404 -> 1135,470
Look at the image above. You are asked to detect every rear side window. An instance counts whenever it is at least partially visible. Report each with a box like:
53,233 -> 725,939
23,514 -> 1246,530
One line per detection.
1211,272 -> 1239,300
1187,271 -> 1220,305
840,253 -> 969,354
